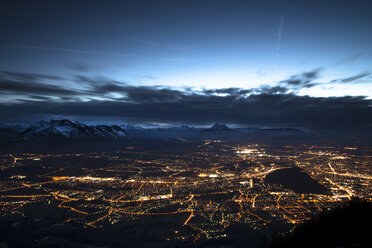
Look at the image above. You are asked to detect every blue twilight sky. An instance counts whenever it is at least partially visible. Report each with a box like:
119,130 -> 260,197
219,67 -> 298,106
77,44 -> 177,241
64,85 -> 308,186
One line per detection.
0,0 -> 372,126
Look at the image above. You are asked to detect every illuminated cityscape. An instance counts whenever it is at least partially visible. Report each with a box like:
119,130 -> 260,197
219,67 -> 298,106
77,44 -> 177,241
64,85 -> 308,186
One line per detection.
1,0 -> 372,246
0,140 -> 371,246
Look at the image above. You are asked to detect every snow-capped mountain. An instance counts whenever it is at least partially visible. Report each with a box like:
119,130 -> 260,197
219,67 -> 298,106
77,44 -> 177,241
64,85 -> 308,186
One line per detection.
0,120 -> 308,148
203,123 -> 232,132
18,119 -> 127,141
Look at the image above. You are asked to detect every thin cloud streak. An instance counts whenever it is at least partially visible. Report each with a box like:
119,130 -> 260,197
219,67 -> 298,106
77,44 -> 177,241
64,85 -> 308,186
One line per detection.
0,44 -> 132,57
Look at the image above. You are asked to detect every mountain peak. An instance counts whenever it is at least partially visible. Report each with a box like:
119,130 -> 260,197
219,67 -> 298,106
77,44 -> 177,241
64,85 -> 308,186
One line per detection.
202,123 -> 232,133
49,119 -> 75,125
210,123 -> 231,131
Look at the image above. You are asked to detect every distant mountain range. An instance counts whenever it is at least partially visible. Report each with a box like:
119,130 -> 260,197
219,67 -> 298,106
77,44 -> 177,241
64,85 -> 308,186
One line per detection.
0,119 -> 306,146
18,119 -> 128,141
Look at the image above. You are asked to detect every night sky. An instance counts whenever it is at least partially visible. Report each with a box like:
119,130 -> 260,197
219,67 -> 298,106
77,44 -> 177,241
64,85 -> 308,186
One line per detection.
0,0 -> 371,127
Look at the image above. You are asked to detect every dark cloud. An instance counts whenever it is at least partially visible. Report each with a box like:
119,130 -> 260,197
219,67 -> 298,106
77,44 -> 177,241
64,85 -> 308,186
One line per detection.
280,68 -> 321,89
339,72 -> 370,83
74,75 -> 106,85
0,71 -> 85,101
202,86 -> 288,96
0,79 -> 80,96
94,83 -> 185,103
68,62 -> 98,72
0,71 -> 64,82
336,54 -> 362,65
255,85 -> 288,94
24,95 -> 54,101
1,70 -> 371,128
1,89 -> 371,128
203,88 -> 251,96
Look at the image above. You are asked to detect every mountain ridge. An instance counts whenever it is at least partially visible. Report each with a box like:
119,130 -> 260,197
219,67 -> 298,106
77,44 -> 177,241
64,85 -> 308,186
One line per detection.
0,119 -> 308,147
17,119 -> 128,142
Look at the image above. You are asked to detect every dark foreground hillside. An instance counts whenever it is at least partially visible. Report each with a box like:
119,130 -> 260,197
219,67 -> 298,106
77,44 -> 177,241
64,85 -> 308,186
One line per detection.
269,198 -> 372,248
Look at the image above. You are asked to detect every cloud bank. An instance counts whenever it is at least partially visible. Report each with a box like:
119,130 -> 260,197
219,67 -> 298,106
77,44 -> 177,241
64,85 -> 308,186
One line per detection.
0,70 -> 371,128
